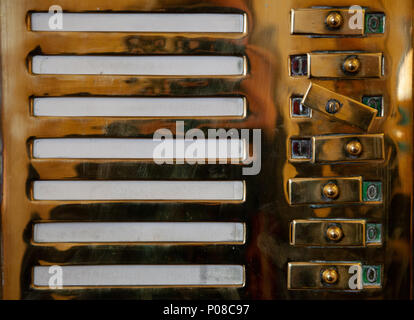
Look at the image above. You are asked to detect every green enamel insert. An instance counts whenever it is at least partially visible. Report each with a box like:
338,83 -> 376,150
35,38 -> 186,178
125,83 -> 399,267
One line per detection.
365,13 -> 385,34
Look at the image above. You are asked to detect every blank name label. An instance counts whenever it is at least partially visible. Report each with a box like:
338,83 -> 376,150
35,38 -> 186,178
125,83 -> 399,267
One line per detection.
33,222 -> 245,243
33,97 -> 246,118
30,13 -> 245,33
32,56 -> 245,76
32,181 -> 245,201
32,138 -> 247,161
33,265 -> 245,287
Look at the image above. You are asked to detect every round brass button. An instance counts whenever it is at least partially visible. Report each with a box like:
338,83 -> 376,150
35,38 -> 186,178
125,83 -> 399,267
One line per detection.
326,12 -> 344,29
322,269 -> 339,285
325,99 -> 341,114
346,140 -> 363,157
343,56 -> 361,73
323,183 -> 340,200
326,225 -> 344,242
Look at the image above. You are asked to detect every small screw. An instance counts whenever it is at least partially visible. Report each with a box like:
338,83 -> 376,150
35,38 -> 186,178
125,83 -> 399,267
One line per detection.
367,184 -> 379,201
367,225 -> 378,241
325,99 -> 342,114
366,267 -> 378,283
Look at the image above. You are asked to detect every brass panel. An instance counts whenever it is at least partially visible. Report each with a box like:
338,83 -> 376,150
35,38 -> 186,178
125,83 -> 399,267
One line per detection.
0,0 -> 412,300
290,220 -> 366,247
288,262 -> 362,290
288,177 -> 362,205
302,83 -> 378,131
291,8 -> 365,36
312,134 -> 384,163
308,52 -> 383,78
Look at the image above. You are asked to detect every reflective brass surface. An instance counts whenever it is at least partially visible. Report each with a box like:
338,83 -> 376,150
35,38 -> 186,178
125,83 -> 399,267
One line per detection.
0,0 -> 412,300
326,12 -> 344,30
290,220 -> 366,247
291,8 -> 365,36
289,177 -> 362,205
288,262 -> 362,291
326,225 -> 344,242
323,182 -> 340,200
322,268 -> 339,285
346,140 -> 363,157
308,52 -> 383,79
343,56 -> 362,74
326,99 -> 342,114
302,83 -> 378,131
312,134 -> 384,163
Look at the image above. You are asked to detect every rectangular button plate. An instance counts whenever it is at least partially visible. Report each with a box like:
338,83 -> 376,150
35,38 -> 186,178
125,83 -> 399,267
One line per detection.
289,134 -> 385,163
308,52 -> 383,78
288,262 -> 365,290
302,83 -> 378,131
313,134 -> 384,163
288,177 -> 362,205
291,8 -> 365,36
290,220 -> 366,247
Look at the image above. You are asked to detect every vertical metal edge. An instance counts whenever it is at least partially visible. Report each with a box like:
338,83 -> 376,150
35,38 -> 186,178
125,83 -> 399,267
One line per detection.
286,263 -> 292,290
287,179 -> 293,205
311,136 -> 317,163
362,221 -> 367,247
242,12 -> 248,35
0,0 -> 4,300
290,9 -> 295,35
411,1 -> 414,300
289,221 -> 295,245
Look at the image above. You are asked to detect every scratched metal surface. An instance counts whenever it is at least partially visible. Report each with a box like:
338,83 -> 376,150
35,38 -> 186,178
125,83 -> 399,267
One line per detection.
0,0 -> 412,299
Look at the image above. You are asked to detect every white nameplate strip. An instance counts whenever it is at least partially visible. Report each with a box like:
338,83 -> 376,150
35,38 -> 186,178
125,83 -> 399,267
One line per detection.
30,13 -> 245,33
33,180 -> 245,201
33,97 -> 246,118
32,56 -> 245,76
32,138 -> 247,161
33,265 -> 245,287
33,222 -> 245,244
